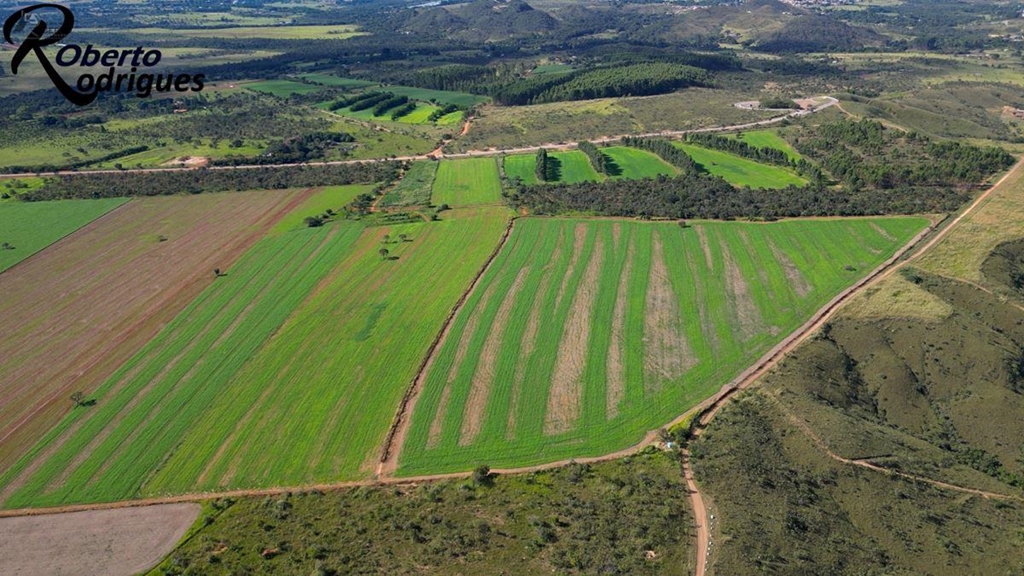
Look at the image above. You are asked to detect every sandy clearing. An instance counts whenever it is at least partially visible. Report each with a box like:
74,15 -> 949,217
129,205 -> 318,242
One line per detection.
508,231 -> 565,440
767,238 -> 812,298
545,234 -> 604,435
643,235 -> 697,394
0,190 -> 312,473
460,267 -> 530,446
606,233 -> 635,420
722,245 -> 766,341
0,503 -> 199,576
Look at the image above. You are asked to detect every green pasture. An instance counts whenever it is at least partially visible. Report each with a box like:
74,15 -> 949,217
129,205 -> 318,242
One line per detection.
601,146 -> 679,179
731,130 -> 802,161
504,150 -> 603,185
432,158 -> 503,207
673,143 -> 807,189
271,185 -> 376,234
398,216 -> 929,475
0,198 -> 129,273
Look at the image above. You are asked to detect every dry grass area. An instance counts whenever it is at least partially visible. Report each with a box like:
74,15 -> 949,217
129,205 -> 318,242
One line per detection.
842,274 -> 954,321
916,164 -> 1024,285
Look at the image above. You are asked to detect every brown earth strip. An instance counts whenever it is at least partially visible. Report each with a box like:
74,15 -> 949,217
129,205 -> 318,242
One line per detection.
376,217 -> 516,476
643,234 -> 697,394
0,190 -> 314,474
606,233 -> 635,420
767,238 -> 812,298
695,226 -> 715,271
545,235 -> 605,435
460,266 -> 530,446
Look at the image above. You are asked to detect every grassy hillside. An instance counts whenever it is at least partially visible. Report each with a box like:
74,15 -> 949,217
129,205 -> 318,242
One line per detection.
692,163 -> 1024,575
399,216 -> 927,475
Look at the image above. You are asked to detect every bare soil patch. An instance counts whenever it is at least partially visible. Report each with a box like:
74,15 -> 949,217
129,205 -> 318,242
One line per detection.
695,226 -> 715,271
723,246 -> 766,341
768,238 -> 812,298
0,503 -> 199,576
606,235 -> 635,419
642,235 -> 697,393
545,235 -> 604,435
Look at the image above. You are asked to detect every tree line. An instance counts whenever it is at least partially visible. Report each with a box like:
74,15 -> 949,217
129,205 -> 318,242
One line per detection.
507,174 -> 969,221
577,141 -> 606,174
620,137 -> 701,174
22,162 -> 401,201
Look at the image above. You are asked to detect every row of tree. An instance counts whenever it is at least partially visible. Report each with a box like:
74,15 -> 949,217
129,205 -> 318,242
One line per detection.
577,141 -> 606,174
535,149 -> 549,182
507,174 -> 969,221
23,162 -> 401,201
621,137 -> 701,174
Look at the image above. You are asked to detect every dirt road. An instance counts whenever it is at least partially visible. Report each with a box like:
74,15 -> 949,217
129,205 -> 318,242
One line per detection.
0,98 -> 836,181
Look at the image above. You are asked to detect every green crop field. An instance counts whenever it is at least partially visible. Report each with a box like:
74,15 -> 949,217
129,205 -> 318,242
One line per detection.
0,207 -> 512,507
380,162 -> 437,208
601,146 -> 679,179
732,130 -> 802,161
504,150 -> 603,185
271,185 -> 376,233
432,158 -> 503,207
245,80 -> 325,97
673,143 -> 808,189
398,216 -> 928,475
0,199 -> 128,273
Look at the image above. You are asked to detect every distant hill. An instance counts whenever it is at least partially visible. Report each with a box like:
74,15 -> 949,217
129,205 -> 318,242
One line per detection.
400,0 -> 559,42
751,14 -> 886,53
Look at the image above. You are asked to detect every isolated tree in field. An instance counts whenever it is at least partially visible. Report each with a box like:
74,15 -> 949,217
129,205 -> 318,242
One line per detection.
379,247 -> 390,260
472,465 -> 492,486
70,391 -> 86,407
382,234 -> 391,244
214,268 -> 221,277
398,233 -> 408,242
535,148 -> 549,182
304,215 -> 324,228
